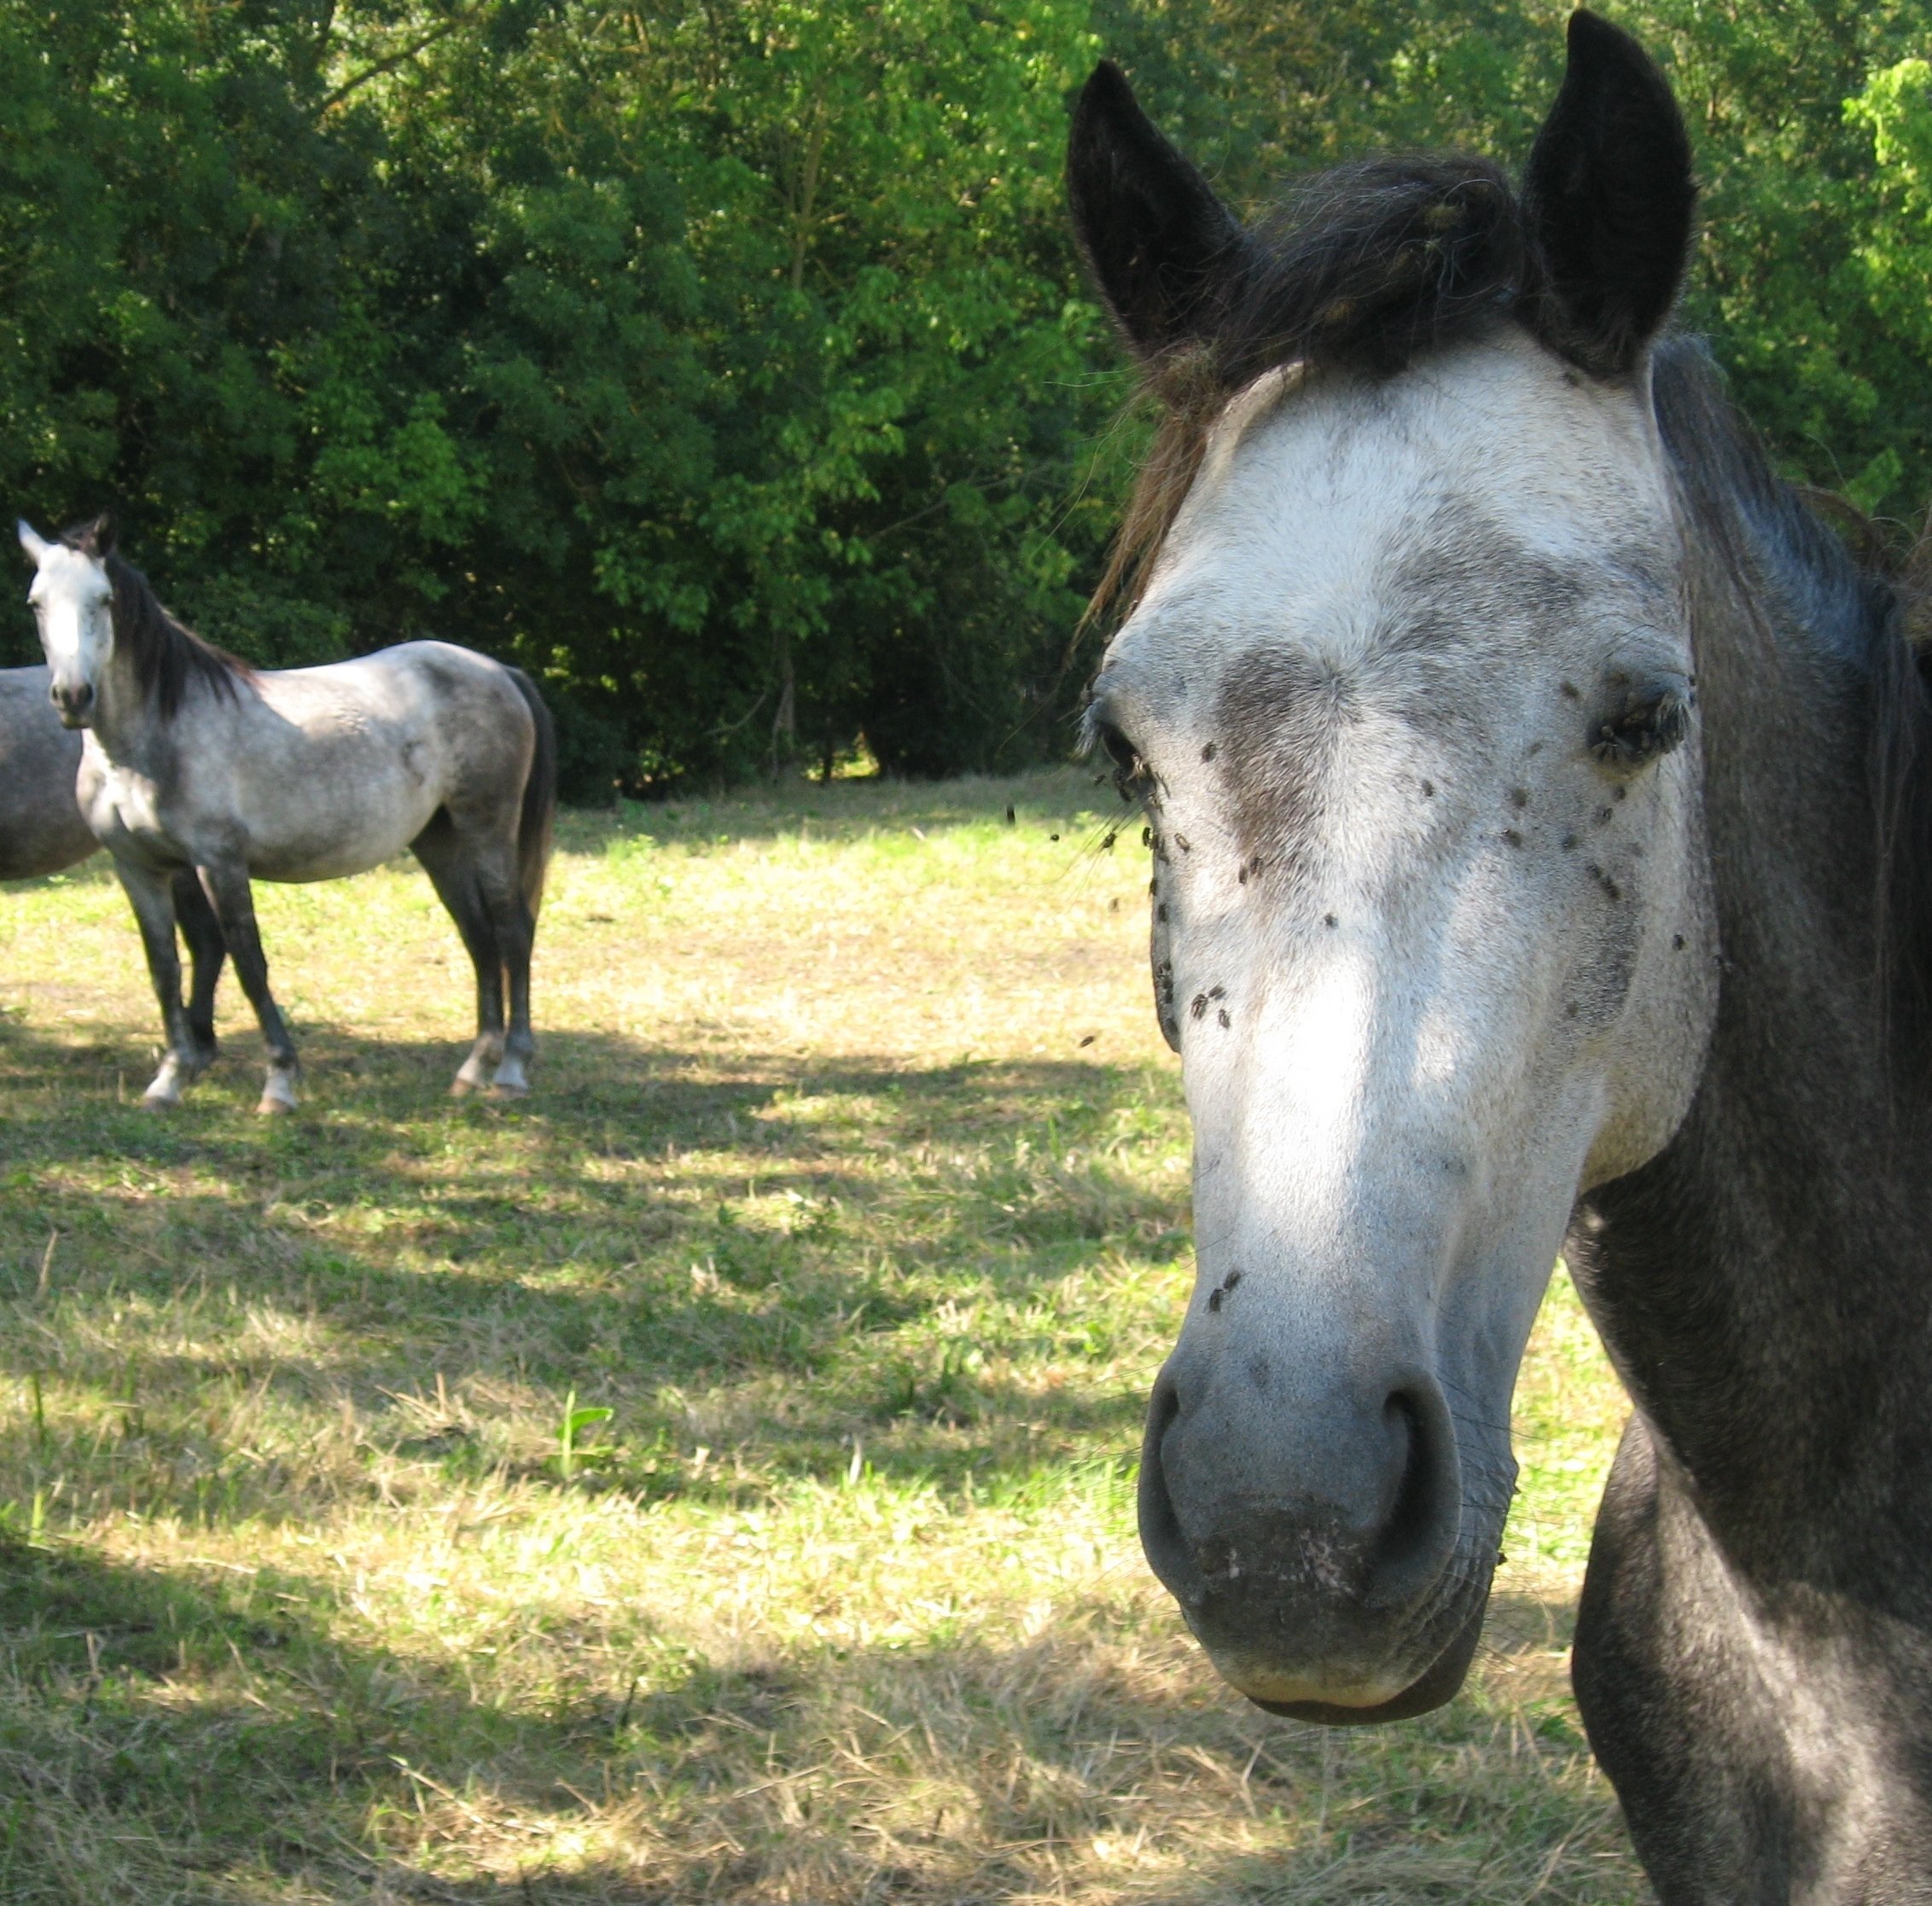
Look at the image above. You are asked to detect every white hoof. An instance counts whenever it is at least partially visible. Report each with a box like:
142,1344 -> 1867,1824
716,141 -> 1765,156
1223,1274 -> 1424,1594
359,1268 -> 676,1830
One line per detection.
143,1056 -> 189,1109
452,1049 -> 496,1097
257,1073 -> 299,1116
487,1054 -> 530,1100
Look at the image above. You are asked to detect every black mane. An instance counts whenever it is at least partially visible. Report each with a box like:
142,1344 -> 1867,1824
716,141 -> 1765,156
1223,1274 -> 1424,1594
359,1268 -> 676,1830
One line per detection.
59,519 -> 252,718
1646,341 -> 1932,1041
1650,336 -> 1898,646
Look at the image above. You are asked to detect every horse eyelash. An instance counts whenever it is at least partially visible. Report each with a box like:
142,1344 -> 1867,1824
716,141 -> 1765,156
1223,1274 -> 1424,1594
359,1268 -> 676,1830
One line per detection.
1091,717 -> 1155,804
1589,681 -> 1692,770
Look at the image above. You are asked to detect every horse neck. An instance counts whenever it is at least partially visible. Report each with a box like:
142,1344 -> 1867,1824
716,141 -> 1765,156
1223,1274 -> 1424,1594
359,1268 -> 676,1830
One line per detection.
1579,474 -> 1932,1563
89,630 -> 164,759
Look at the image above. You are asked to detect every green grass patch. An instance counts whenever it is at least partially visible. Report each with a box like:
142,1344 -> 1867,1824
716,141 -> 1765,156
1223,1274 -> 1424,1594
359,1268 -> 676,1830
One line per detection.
0,769 -> 1641,1902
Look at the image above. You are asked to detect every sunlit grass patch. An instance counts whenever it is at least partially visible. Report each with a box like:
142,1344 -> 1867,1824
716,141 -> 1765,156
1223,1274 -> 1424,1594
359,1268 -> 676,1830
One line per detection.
0,769 -> 1642,1902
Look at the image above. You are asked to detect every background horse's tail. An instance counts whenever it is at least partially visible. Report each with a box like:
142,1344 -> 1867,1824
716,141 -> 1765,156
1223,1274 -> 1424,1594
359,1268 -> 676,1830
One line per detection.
507,666 -> 556,919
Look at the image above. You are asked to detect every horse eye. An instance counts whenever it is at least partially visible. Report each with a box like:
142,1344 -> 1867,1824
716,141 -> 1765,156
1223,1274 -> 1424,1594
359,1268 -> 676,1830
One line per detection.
1094,719 -> 1152,799
1589,677 -> 1692,770
1097,721 -> 1137,771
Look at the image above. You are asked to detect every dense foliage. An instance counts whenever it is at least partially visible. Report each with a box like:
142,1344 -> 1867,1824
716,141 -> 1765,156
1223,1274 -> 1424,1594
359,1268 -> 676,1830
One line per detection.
1,0 -> 1928,793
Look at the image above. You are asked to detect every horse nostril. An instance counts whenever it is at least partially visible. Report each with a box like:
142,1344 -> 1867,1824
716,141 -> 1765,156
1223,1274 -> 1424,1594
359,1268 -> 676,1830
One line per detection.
1366,1382 -> 1462,1610
1138,1364 -> 1202,1605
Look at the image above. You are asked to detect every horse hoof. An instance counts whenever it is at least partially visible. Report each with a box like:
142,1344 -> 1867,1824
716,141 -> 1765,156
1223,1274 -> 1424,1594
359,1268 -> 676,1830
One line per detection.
141,1092 -> 180,1113
450,1075 -> 479,1099
486,1079 -> 529,1102
257,1075 -> 299,1115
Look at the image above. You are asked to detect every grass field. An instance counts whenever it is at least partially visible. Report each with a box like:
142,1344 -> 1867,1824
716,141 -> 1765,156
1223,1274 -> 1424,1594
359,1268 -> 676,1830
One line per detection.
0,769 -> 1643,1903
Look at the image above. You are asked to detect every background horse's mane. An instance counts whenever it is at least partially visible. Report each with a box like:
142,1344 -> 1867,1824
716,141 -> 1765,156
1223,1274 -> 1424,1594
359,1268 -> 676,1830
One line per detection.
60,518 -> 253,719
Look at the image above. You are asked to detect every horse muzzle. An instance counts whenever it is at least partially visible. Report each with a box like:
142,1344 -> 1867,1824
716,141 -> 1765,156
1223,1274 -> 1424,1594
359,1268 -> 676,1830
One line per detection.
1137,1345 -> 1505,1723
49,677 -> 95,727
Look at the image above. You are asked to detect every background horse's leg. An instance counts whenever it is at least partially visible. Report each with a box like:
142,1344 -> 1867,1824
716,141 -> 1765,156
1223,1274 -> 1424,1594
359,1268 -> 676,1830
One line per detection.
113,860 -> 201,1108
480,857 -> 536,1099
410,814 -> 505,1096
195,862 -> 300,1114
172,869 -> 226,1071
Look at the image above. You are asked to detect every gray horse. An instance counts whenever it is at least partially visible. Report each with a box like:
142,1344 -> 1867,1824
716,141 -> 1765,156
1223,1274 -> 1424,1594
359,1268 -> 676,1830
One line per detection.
1,664 -> 96,878
1074,9 -> 1932,1897
18,515 -> 555,1112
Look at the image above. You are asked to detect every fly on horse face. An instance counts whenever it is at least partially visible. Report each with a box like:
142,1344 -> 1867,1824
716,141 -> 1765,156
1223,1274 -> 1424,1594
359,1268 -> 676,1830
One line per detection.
0,665 -> 97,880
1074,10 -> 1932,1896
17,517 -> 555,1112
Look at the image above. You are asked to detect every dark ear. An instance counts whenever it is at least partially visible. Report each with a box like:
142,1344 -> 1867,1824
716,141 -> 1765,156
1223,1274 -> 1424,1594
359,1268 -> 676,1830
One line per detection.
1521,11 -> 1695,375
77,512 -> 114,558
1068,61 -> 1246,361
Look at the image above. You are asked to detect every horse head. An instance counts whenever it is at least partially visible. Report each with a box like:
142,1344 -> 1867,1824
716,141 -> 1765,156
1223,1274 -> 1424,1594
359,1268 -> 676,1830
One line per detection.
19,514 -> 115,729
1072,12 -> 1719,1721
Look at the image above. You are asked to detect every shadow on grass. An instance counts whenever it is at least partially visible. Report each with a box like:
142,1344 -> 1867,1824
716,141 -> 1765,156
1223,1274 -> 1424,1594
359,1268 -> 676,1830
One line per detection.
0,1013 -> 1187,1525
0,1014 -> 1638,1899
0,1531 -> 719,1900
0,1537 -> 1631,1904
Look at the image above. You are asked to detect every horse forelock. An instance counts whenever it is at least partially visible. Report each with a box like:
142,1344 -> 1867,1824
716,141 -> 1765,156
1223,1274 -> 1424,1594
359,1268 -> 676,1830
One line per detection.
1092,153 -> 1914,642
1089,154 -> 1537,629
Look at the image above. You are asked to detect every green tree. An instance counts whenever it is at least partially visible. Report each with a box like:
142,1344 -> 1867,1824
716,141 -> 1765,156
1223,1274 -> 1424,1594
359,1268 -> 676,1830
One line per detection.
1844,55 -> 1932,515
3,0 -> 1929,789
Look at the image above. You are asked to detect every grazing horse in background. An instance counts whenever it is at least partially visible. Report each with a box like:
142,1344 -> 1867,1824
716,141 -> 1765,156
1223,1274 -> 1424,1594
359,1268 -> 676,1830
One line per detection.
1,665 -> 98,878
1073,10 -> 1932,1897
19,516 -> 555,1112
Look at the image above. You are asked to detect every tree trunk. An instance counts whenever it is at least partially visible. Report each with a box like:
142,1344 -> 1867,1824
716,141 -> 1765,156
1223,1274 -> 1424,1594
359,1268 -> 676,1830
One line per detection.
769,636 -> 797,777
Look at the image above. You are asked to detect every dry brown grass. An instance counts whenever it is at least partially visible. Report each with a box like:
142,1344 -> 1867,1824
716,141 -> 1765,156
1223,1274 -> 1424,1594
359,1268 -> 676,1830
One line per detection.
0,770 -> 1644,1902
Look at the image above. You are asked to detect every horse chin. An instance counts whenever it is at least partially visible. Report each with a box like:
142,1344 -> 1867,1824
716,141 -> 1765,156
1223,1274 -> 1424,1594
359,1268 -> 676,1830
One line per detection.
1212,1589 -> 1491,1728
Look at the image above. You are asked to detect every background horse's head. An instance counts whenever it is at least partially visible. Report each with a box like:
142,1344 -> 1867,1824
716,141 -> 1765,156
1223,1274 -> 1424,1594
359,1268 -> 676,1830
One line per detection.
1072,12 -> 1720,1721
20,515 -> 116,728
